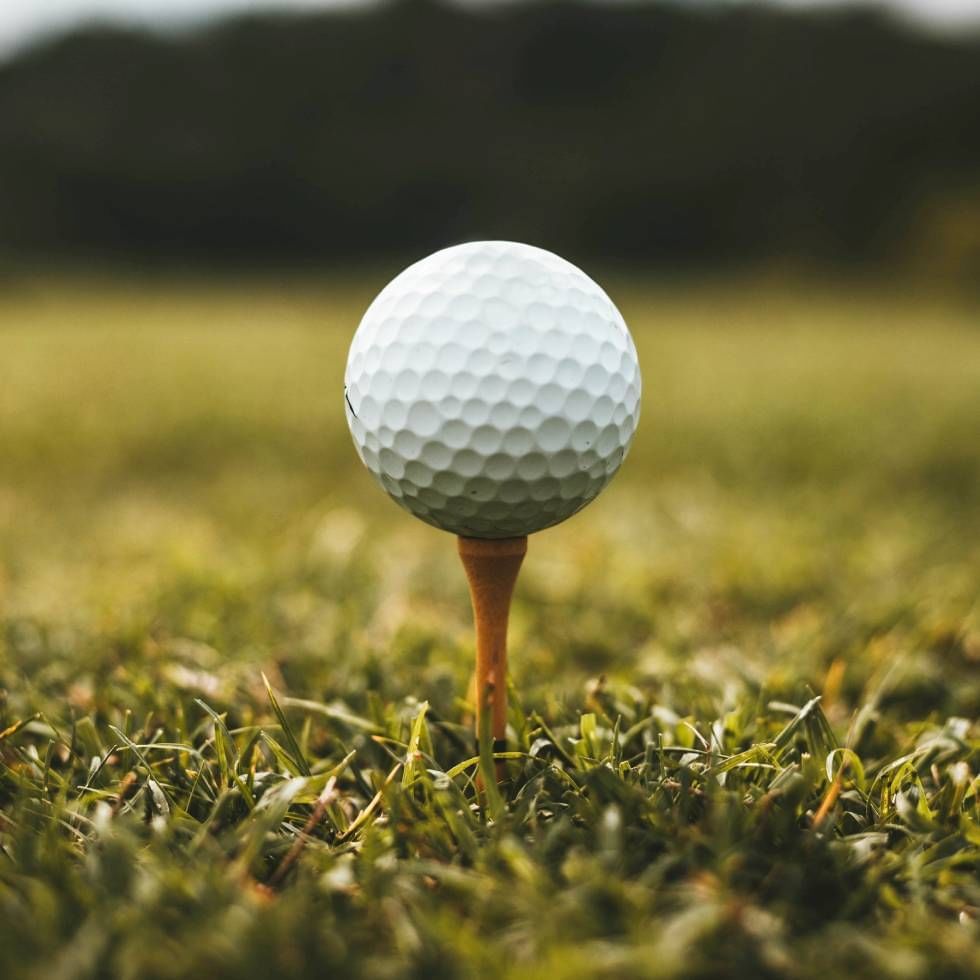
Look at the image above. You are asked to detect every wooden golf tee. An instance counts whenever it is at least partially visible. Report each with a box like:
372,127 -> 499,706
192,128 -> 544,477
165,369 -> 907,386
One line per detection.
457,535 -> 528,784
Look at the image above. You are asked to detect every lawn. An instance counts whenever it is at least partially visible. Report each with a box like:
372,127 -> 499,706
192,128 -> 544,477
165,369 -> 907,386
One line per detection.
0,276 -> 978,978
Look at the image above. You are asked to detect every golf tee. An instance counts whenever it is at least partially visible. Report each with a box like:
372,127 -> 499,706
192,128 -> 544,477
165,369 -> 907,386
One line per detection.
457,535 -> 527,781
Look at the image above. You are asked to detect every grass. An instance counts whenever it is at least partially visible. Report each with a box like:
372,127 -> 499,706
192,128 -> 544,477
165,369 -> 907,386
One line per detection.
0,276 -> 978,978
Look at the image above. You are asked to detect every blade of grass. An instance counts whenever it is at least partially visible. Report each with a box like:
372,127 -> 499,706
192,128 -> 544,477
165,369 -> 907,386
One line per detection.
262,674 -> 312,777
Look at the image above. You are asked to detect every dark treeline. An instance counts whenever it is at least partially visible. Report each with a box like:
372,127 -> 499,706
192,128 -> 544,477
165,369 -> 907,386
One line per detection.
1,0 -> 979,270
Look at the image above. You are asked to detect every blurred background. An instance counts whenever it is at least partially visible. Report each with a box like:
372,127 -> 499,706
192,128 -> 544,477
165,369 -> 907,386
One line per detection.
0,0 -> 978,716
0,0 -> 979,279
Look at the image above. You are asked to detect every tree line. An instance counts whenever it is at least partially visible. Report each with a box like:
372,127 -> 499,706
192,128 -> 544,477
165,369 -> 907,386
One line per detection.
0,0 -> 978,271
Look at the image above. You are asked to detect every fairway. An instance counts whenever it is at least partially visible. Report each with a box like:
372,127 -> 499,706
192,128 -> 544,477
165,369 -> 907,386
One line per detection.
1,279 -> 978,977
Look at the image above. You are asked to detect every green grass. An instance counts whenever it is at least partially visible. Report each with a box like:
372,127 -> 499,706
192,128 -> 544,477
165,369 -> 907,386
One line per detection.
0,277 -> 978,979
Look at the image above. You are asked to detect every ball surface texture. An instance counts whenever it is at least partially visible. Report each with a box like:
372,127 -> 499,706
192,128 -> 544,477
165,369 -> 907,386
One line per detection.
344,241 -> 641,538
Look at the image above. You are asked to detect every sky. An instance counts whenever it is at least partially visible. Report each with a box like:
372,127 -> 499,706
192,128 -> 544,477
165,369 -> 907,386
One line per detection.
1,0 -> 978,58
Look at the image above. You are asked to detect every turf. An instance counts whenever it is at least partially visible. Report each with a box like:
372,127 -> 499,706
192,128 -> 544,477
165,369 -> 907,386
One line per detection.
0,278 -> 978,979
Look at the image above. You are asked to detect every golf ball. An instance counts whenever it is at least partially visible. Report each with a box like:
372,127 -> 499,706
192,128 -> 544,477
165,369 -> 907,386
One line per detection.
344,241 -> 641,538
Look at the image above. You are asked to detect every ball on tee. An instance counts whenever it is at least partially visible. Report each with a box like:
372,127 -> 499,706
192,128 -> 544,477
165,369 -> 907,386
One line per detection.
344,241 -> 641,538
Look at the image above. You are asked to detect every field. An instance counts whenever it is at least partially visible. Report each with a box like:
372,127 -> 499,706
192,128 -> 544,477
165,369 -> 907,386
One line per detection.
1,277 -> 978,978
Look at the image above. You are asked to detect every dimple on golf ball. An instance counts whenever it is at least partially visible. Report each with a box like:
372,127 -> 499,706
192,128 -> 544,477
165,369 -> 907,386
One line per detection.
344,241 -> 641,538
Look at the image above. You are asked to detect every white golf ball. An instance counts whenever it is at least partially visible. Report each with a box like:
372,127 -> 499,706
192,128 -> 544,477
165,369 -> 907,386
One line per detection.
344,241 -> 641,538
